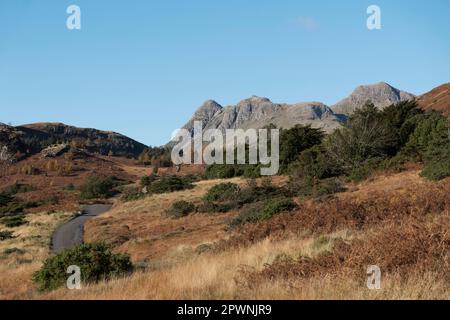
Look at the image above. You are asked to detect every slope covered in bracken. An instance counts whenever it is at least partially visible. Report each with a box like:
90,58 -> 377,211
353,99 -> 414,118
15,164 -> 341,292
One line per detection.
37,170 -> 450,300
417,83 -> 450,119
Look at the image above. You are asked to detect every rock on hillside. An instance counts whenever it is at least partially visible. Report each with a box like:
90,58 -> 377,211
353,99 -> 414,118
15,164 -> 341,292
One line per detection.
0,122 -> 147,162
416,83 -> 450,119
332,82 -> 415,116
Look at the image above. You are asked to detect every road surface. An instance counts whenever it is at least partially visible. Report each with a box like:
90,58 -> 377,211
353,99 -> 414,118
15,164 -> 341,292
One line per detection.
51,204 -> 112,253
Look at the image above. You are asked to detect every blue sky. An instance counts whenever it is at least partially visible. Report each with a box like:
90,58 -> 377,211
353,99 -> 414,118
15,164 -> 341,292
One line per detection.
1,0 -> 449,146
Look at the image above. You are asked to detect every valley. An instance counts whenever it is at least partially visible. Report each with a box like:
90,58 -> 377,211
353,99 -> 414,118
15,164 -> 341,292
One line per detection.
0,82 -> 449,300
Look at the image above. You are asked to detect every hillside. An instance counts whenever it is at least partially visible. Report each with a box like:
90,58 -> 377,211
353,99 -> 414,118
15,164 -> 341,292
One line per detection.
32,171 -> 449,300
416,83 -> 450,119
0,122 -> 147,162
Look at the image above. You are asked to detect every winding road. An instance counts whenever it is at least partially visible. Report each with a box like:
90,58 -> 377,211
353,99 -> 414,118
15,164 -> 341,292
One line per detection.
51,204 -> 112,253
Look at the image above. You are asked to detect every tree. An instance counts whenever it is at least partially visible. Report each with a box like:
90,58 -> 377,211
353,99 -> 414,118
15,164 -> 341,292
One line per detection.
279,125 -> 324,170
325,103 -> 397,171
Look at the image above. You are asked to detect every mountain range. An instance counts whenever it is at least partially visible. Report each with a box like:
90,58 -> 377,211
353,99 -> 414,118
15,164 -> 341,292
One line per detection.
179,82 -> 417,137
1,82 -> 449,163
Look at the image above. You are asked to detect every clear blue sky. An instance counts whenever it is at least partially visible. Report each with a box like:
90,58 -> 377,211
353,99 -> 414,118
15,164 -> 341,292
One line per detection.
1,0 -> 449,146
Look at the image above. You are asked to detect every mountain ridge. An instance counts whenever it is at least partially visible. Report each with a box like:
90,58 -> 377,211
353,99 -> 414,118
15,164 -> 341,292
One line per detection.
177,82 -> 418,142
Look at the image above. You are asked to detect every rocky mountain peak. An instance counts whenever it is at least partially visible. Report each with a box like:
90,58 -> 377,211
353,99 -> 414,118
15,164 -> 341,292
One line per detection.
332,82 -> 415,115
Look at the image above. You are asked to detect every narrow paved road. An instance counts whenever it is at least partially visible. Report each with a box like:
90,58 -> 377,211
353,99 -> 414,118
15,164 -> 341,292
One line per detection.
51,204 -> 112,253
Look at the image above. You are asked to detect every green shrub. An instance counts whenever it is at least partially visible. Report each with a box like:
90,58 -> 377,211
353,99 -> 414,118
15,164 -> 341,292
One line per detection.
289,145 -> 342,180
420,161 -> 450,181
3,183 -> 34,195
195,243 -> 213,254
0,193 -> 13,207
261,196 -> 297,218
401,111 -> 450,180
0,215 -> 27,228
347,157 -> 384,182
325,103 -> 398,172
140,174 -> 157,188
3,247 -> 25,255
204,164 -> 238,179
63,184 -> 75,191
33,243 -> 133,291
120,187 -> 144,202
149,175 -> 194,194
166,201 -> 196,218
229,196 -> 297,228
279,125 -> 325,170
203,183 -> 240,202
0,230 -> 14,241
197,201 -> 236,213
80,176 -> 118,199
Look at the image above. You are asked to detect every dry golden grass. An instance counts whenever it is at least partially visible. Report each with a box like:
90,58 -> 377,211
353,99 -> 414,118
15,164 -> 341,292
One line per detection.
84,177 -> 250,262
41,233 -> 348,299
2,171 -> 449,300
0,211 -> 74,299
41,228 -> 448,300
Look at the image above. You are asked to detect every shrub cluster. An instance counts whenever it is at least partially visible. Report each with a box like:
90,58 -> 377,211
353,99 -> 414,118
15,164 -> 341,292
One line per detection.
148,175 -> 194,194
287,101 -> 450,185
0,230 -> 14,241
229,196 -> 297,228
0,215 -> 28,228
80,176 -> 119,200
166,201 -> 196,218
33,243 -> 133,291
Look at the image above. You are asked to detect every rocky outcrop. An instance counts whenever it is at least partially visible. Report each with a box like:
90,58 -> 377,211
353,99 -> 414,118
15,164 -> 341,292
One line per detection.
0,123 -> 27,163
332,82 -> 415,116
180,96 -> 344,138
176,82 -> 419,143
0,122 -> 147,161
0,146 -> 16,163
41,143 -> 69,158
17,123 -> 147,158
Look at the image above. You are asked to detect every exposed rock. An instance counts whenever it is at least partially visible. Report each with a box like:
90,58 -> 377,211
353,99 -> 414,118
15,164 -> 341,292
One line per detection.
179,96 -> 344,140
332,82 -> 415,116
41,143 -> 69,158
0,146 -> 16,163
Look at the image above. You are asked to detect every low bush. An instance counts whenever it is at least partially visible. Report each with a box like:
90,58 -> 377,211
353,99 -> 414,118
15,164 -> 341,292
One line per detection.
229,196 -> 297,228
140,174 -> 157,188
203,183 -> 240,202
0,215 -> 28,228
421,160 -> 450,181
120,187 -> 144,202
204,164 -> 239,179
0,193 -> 13,207
197,201 -> 236,213
80,176 -> 118,199
289,177 -> 345,198
3,183 -> 34,195
3,247 -> 25,255
33,243 -> 133,291
63,184 -> 75,191
149,175 -> 194,194
0,230 -> 14,241
166,201 -> 196,218
347,157 -> 384,182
